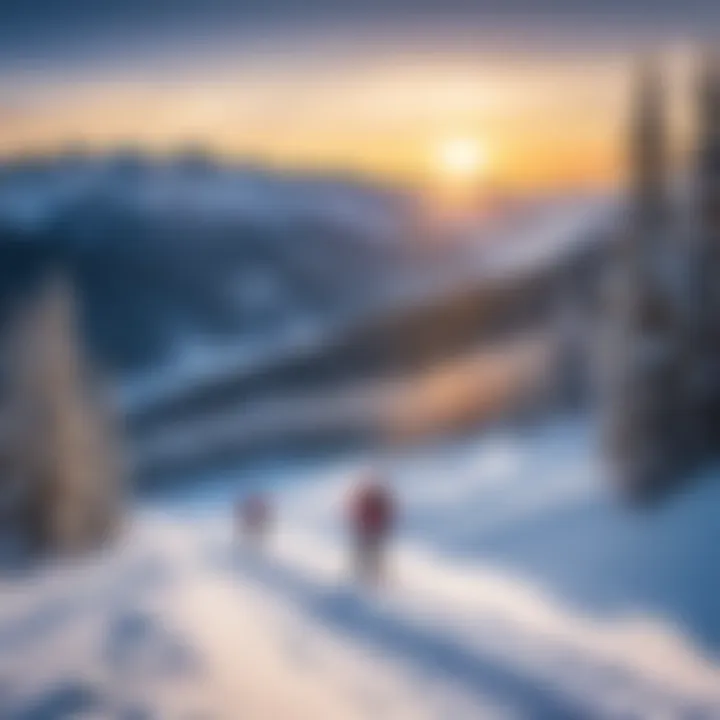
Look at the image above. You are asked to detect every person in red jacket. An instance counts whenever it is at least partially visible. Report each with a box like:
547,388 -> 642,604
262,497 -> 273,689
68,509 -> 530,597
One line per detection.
236,493 -> 272,547
348,472 -> 396,585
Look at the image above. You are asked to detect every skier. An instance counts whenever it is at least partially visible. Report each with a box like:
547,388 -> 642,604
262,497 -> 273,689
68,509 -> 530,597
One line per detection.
348,472 -> 396,585
236,493 -> 272,547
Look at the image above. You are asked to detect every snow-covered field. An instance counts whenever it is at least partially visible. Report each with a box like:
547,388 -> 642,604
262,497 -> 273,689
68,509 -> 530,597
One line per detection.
2,419 -> 720,719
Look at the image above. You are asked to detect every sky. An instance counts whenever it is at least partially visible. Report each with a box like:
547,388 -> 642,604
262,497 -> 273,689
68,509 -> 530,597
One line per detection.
0,1 -> 715,190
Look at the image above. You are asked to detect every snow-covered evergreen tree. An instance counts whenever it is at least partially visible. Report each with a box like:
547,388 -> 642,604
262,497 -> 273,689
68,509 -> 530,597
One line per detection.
603,60 -> 687,502
10,273 -> 123,554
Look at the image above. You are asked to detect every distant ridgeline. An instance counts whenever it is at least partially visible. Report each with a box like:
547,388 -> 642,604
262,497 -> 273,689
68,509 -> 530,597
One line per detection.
0,158 -> 414,374
0,272 -> 123,556
603,56 -> 720,504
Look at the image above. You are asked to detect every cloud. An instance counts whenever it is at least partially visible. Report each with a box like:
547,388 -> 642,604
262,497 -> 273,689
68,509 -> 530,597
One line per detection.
0,0 -> 718,69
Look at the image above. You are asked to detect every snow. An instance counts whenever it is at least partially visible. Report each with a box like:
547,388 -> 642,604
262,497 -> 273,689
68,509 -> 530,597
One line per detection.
2,418 -> 720,719
0,159 -> 410,242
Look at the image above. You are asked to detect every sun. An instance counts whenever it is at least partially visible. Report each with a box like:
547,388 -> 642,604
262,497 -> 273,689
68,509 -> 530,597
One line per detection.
436,137 -> 490,182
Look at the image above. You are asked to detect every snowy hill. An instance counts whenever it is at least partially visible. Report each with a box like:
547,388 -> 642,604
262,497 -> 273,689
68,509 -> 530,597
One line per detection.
1,417 -> 719,719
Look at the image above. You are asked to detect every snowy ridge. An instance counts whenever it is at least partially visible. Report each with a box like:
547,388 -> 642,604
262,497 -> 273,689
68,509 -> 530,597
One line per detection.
0,157 -> 411,241
118,196 -> 616,417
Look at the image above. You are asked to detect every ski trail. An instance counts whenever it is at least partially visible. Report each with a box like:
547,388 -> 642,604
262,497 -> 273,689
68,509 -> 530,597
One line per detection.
203,521 -> 720,720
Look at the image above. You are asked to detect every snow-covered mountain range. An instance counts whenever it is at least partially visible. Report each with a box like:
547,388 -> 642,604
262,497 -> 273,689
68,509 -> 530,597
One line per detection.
0,154 -> 417,372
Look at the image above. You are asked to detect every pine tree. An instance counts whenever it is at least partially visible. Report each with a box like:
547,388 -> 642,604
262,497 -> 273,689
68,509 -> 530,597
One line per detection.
10,273 -> 122,554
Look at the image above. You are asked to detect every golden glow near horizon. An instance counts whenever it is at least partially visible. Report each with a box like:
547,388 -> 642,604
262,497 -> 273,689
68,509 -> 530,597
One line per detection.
436,137 -> 490,183
0,48 -> 632,191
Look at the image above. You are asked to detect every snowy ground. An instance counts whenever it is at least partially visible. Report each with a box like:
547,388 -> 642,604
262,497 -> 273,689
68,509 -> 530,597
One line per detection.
2,419 -> 720,719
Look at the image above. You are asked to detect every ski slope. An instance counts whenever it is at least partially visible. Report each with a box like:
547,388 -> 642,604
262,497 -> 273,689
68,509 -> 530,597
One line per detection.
1,418 -> 720,719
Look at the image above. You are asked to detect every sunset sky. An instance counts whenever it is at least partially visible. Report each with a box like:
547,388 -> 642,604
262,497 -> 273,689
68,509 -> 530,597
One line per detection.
0,2 -> 714,190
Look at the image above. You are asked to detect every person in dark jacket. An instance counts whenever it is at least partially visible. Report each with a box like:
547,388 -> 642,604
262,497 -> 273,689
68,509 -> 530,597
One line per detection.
236,493 -> 272,547
348,472 -> 396,585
